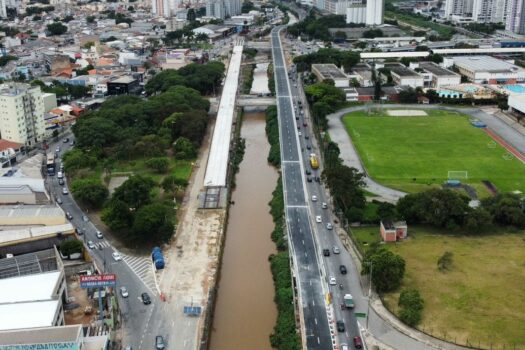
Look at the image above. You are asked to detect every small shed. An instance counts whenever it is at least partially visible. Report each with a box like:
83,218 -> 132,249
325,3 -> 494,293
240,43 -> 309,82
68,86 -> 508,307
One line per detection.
380,220 -> 408,242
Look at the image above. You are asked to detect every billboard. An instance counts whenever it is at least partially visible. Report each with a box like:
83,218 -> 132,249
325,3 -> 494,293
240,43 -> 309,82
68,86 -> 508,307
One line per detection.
79,274 -> 116,288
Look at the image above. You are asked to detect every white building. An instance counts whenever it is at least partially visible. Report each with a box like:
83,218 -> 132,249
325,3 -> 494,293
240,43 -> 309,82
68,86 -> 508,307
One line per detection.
311,64 -> 350,88
411,62 -> 462,88
472,0 -> 509,23
206,0 -> 241,19
0,83 -> 45,147
366,0 -> 384,25
453,55 -> 525,84
389,65 -> 424,88
444,0 -> 474,18
346,0 -> 384,25
152,0 -> 172,17
506,0 -> 525,34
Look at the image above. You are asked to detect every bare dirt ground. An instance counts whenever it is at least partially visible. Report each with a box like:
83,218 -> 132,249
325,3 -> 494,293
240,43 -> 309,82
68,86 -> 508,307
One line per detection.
157,119 -> 226,349
64,275 -> 96,325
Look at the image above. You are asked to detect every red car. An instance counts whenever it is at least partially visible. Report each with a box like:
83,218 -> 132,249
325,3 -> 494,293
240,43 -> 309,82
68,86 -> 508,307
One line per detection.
353,336 -> 363,349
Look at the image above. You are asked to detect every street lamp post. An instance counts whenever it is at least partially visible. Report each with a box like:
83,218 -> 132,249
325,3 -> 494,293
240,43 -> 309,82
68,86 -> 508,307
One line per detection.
366,261 -> 373,329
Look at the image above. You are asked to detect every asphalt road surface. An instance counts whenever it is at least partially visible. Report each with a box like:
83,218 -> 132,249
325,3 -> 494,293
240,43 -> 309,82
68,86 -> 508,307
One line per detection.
45,137 -> 172,350
272,27 -> 334,349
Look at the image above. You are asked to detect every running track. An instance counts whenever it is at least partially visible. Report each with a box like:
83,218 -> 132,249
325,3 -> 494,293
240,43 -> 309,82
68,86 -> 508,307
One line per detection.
484,128 -> 525,164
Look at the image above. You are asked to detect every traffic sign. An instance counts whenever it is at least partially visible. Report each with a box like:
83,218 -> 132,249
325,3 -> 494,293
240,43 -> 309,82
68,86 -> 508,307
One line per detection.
80,274 -> 116,288
354,312 -> 367,318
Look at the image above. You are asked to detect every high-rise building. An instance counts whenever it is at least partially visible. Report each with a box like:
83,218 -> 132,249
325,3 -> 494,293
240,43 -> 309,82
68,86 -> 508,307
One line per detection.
152,0 -> 171,17
472,0 -> 508,22
206,0 -> 241,19
507,0 -> 525,33
366,0 -> 383,25
0,83 -> 45,147
444,0 -> 474,18
346,0 -> 383,25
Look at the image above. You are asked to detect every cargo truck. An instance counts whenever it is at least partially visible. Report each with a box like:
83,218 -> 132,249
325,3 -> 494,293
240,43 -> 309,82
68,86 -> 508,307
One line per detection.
152,247 -> 165,270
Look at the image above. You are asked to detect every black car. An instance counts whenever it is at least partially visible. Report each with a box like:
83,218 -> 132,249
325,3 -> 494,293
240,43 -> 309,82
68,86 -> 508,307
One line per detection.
141,292 -> 151,305
337,320 -> 345,332
307,177 -> 312,182
58,178 -> 64,186
306,144 -> 311,150
155,336 -> 165,350
323,249 -> 330,257
339,265 -> 347,274
315,177 -> 320,183
305,169 -> 311,175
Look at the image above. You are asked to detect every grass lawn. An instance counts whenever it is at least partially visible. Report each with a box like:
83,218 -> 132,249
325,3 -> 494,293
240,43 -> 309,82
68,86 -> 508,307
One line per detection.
112,158 -> 193,183
350,226 -> 382,252
381,227 -> 525,349
343,109 -> 525,195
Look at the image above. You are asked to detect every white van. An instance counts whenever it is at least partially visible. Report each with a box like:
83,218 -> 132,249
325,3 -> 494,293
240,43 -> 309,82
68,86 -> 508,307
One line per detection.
57,171 -> 63,179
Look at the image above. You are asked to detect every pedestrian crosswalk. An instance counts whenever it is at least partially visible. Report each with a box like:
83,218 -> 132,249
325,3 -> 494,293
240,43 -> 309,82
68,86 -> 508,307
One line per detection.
121,254 -> 158,295
98,241 -> 111,248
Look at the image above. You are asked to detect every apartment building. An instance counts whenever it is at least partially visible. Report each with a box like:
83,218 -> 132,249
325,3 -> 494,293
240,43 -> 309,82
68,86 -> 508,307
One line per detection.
0,83 -> 45,147
507,0 -> 525,34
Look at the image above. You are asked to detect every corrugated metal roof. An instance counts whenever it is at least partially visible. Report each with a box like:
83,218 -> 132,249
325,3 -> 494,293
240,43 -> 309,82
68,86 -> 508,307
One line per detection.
0,325 -> 82,345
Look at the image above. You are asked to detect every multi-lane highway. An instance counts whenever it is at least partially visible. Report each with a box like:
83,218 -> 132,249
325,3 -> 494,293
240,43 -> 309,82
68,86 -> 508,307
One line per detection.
272,27 -> 335,349
45,137 -> 172,350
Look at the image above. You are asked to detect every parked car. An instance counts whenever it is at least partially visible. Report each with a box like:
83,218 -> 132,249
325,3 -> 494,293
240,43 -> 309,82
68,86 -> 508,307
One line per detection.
141,292 -> 151,305
120,286 -> 129,298
66,212 -> 73,220
340,265 -> 347,274
353,336 -> 363,349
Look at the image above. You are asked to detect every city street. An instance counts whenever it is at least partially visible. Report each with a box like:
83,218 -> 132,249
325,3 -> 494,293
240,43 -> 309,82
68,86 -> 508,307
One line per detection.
44,137 -> 172,350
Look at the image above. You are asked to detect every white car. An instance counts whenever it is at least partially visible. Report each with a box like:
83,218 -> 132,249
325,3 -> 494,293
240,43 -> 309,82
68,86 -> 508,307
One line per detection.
87,241 -> 95,249
120,286 -> 129,298
62,187 -> 68,195
96,230 -> 103,239
329,276 -> 337,285
311,195 -> 317,202
112,252 -> 122,261
82,215 -> 89,222
327,223 -> 333,230
333,246 -> 340,254
322,202 -> 328,209
315,216 -> 322,223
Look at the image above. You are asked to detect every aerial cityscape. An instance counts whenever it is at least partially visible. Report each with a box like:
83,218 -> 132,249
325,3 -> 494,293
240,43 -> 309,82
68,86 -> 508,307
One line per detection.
0,0 -> 524,349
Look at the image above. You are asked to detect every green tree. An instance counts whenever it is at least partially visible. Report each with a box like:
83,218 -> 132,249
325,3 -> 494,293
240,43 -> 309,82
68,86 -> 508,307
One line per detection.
362,248 -> 405,293
47,22 -> 68,35
86,15 -> 96,23
102,199 -> 134,231
374,81 -> 382,101
399,288 -> 424,311
187,8 -> 196,21
173,137 -> 197,159
71,178 -> 109,208
322,164 -> 366,218
72,117 -> 120,149
113,175 -> 155,209
161,175 -> 188,193
145,157 -> 169,173
62,148 -> 97,171
132,203 -> 174,243
60,239 -> 84,257
399,305 -> 422,326
437,251 -> 454,271
0,55 -> 18,67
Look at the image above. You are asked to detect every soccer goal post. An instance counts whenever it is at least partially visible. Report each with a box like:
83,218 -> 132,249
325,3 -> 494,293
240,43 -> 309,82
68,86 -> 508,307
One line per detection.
447,171 -> 468,179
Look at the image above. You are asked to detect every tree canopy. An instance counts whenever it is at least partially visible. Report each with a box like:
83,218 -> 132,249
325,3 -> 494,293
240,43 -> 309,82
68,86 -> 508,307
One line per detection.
293,48 -> 360,73
71,178 -> 109,209
362,246 -> 405,293
47,22 -> 67,35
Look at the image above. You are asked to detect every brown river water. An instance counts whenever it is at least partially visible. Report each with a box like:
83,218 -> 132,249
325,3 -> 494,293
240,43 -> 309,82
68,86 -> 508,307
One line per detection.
209,112 -> 278,350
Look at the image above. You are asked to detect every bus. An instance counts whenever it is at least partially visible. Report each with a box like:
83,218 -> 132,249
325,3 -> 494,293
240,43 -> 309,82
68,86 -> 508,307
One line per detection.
309,153 -> 319,170
46,154 -> 56,176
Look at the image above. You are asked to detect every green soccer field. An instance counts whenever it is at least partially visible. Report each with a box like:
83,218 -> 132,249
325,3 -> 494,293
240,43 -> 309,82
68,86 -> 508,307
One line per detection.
342,109 -> 525,195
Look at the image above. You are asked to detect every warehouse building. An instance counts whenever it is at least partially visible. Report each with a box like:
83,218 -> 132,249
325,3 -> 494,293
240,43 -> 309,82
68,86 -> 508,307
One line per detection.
453,56 -> 525,84
411,62 -> 462,88
311,64 -> 349,87
389,65 -> 424,88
